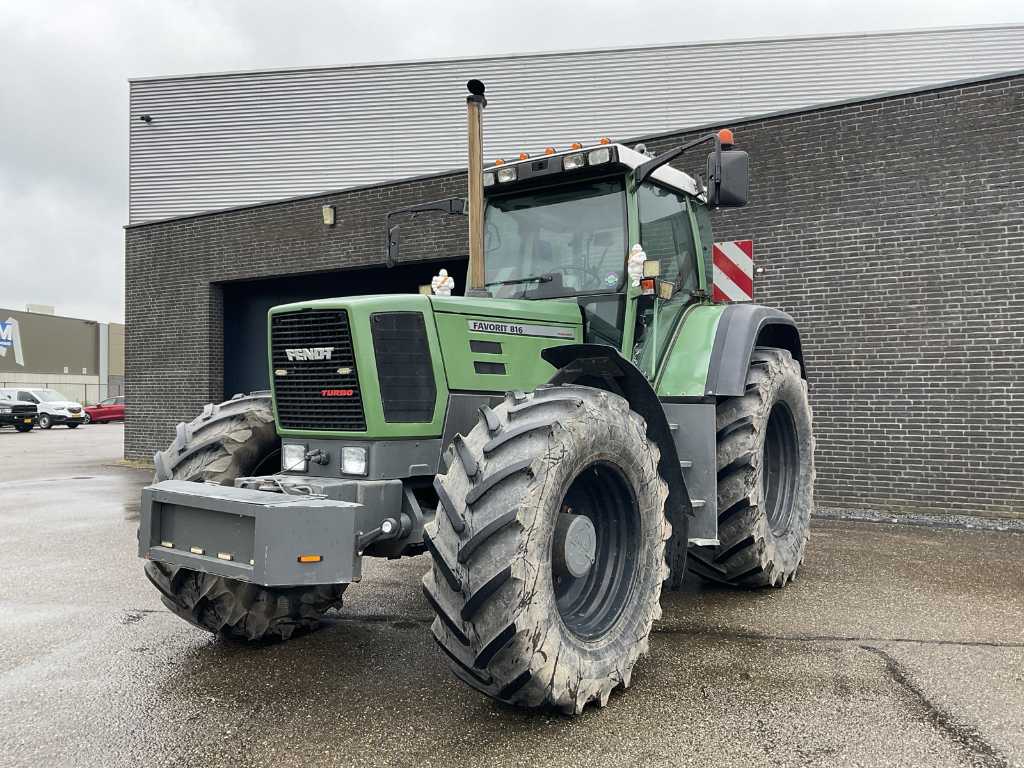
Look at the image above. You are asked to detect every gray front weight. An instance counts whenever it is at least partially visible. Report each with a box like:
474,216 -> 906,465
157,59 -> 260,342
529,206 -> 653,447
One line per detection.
139,480 -> 395,586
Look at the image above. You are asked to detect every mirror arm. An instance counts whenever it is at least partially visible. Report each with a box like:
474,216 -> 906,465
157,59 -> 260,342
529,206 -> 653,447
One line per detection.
384,197 -> 467,267
634,132 -> 720,187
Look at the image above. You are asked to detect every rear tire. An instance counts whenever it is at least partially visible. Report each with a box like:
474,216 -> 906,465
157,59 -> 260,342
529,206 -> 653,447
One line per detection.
423,386 -> 670,714
144,392 -> 346,641
689,347 -> 814,587
38,414 -> 52,429
83,413 -> 91,424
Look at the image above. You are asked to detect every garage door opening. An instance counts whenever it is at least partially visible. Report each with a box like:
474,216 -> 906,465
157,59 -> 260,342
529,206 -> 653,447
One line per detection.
221,259 -> 467,399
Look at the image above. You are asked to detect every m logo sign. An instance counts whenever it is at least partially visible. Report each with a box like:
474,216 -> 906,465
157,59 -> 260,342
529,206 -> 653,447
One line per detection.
0,317 -> 25,367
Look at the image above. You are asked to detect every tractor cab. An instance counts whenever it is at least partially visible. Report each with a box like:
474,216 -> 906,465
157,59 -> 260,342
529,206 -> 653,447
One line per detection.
478,138 -> 747,372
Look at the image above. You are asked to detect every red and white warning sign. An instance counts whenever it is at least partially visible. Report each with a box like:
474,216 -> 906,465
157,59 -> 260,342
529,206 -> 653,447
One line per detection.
712,240 -> 754,302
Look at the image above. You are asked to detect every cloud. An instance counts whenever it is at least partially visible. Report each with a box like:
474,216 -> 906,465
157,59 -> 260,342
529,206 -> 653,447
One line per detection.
0,0 -> 1019,323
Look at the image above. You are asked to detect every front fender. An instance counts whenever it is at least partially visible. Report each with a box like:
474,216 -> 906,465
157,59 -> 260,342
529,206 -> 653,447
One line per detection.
541,344 -> 691,585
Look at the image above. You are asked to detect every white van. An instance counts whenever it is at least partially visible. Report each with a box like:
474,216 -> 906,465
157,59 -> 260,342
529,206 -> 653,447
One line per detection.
0,388 -> 86,429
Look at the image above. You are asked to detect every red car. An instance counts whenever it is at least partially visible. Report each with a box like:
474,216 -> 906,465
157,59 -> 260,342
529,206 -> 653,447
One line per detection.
84,396 -> 125,424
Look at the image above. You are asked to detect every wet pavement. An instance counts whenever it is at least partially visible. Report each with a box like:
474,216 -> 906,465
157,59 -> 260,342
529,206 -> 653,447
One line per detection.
1,423 -> 1022,767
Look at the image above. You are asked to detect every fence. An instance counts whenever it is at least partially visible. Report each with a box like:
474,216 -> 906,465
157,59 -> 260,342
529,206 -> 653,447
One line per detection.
1,382 -> 124,406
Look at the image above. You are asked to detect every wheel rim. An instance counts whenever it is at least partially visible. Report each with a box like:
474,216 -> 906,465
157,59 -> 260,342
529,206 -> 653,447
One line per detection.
762,401 -> 799,535
552,460 -> 640,641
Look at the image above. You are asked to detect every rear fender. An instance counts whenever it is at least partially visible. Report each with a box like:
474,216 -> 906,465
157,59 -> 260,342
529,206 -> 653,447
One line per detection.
706,304 -> 807,396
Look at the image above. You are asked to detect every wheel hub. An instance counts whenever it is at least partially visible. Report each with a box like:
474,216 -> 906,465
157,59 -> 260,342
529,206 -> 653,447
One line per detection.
553,513 -> 597,579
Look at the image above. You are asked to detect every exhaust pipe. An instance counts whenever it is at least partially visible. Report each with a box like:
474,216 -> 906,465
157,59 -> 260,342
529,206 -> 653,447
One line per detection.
466,79 -> 487,291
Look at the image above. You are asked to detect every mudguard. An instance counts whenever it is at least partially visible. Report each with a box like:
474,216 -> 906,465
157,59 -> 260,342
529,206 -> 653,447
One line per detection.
706,304 -> 806,396
541,344 -> 692,585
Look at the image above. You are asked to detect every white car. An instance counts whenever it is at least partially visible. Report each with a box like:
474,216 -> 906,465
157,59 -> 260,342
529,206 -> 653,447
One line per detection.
0,388 -> 87,429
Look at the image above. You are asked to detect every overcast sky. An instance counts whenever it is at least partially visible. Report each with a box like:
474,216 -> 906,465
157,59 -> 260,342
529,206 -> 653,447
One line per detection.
0,1 -> 1021,323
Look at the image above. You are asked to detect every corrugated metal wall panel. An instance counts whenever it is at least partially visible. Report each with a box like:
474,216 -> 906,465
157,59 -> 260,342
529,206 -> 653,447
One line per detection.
128,25 -> 1024,223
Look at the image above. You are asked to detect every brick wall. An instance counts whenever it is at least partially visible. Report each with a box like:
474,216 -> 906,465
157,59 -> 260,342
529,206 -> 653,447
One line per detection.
126,74 -> 1024,518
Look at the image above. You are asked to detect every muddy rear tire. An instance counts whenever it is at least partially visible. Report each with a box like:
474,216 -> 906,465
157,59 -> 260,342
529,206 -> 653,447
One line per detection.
422,385 -> 670,714
689,347 -> 814,587
143,392 -> 346,641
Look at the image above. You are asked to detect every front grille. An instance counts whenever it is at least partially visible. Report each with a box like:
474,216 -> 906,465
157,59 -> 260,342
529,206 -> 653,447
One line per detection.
271,309 -> 366,431
371,312 -> 436,422
11,405 -> 35,416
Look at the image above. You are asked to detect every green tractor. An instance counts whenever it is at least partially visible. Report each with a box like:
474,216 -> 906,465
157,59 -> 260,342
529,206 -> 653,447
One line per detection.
139,80 -> 814,715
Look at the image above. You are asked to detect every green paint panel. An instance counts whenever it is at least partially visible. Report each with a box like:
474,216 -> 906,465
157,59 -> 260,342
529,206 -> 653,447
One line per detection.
433,309 -> 582,392
654,304 -> 726,398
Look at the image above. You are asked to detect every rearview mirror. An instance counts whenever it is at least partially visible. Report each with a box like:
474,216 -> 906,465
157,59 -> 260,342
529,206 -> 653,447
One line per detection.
707,149 -> 749,208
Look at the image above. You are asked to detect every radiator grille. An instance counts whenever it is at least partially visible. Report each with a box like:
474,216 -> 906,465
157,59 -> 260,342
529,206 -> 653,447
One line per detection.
370,312 -> 436,423
271,309 -> 366,431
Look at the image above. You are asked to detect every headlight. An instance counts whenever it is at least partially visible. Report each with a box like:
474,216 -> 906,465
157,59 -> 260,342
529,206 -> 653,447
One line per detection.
496,166 -> 517,183
282,443 -> 307,473
588,147 -> 611,165
341,446 -> 368,476
0,407 -> 10,414
562,152 -> 586,171
483,171 -> 495,187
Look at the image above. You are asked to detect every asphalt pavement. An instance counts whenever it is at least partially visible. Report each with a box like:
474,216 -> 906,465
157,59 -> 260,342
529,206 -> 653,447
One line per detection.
0,423 -> 1021,767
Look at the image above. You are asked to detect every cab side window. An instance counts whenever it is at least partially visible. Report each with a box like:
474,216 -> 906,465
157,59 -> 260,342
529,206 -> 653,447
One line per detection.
17,391 -> 36,403
637,182 -> 699,292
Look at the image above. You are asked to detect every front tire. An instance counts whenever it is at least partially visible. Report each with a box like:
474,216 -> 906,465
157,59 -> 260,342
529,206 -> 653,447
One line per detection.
67,423 -> 79,429
15,424 -> 33,433
423,386 -> 670,714
689,347 -> 814,587
144,392 -> 347,641
82,413 -> 91,424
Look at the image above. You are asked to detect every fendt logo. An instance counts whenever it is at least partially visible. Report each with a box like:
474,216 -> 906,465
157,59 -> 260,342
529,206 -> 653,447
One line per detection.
285,347 -> 334,362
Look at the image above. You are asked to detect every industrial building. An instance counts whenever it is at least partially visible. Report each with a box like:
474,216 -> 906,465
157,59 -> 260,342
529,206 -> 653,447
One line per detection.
0,306 -> 124,405
125,25 -> 1024,518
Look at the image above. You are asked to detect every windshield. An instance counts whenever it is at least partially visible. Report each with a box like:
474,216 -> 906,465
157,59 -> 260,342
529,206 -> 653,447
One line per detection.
484,179 -> 627,299
35,390 -> 68,402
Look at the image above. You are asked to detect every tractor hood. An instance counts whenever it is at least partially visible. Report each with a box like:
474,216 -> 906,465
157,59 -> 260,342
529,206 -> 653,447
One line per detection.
267,293 -> 583,439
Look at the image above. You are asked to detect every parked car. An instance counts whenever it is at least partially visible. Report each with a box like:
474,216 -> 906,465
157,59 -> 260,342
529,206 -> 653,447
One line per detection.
84,396 -> 125,424
0,393 -> 36,432
0,388 -> 86,429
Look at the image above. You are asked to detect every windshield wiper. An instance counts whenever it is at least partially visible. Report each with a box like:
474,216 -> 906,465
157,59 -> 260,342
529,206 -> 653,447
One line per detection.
484,273 -> 554,288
